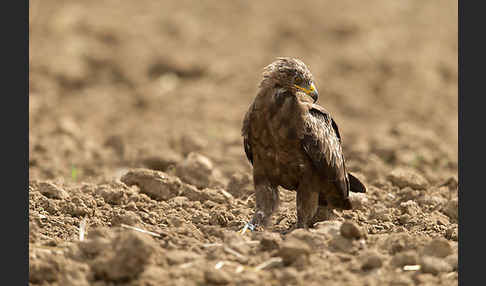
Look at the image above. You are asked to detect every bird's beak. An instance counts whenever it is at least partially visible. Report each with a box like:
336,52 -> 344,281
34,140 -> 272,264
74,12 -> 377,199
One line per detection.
294,82 -> 319,103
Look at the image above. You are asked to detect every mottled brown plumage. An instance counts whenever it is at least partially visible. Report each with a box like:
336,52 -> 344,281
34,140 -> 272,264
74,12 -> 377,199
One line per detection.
242,57 -> 366,231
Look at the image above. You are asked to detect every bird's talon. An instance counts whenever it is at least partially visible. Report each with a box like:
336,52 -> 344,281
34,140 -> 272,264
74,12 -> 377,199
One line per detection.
240,222 -> 256,234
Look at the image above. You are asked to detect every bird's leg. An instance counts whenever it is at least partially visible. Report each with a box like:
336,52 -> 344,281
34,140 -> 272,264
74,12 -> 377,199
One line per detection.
310,204 -> 333,226
296,185 -> 319,229
309,194 -> 333,225
241,174 -> 279,234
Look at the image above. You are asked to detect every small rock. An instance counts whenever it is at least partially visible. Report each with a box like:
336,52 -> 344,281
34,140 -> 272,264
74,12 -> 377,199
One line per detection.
138,266 -> 169,285
169,196 -> 190,207
204,268 -> 230,285
167,215 -> 184,227
445,224 -> 458,241
78,236 -> 111,257
95,185 -> 126,205
389,275 -> 414,286
440,176 -> 458,191
314,221 -> 342,238
388,168 -> 428,190
399,214 -> 410,224
226,172 -> 253,198
400,200 -> 421,216
37,182 -> 69,200
259,232 -> 282,251
420,256 -> 453,275
93,231 -> 157,281
286,229 -> 324,248
111,211 -> 141,226
125,201 -> 138,211
430,210 -> 450,226
348,192 -> 368,210
382,233 -> 419,254
370,207 -> 392,222
445,253 -> 458,271
175,152 -> 214,188
397,187 -> 420,201
208,209 -> 233,227
417,195 -> 447,207
141,151 -> 182,172
390,250 -> 419,267
340,221 -> 365,239
413,273 -> 439,284
421,238 -> 452,258
329,236 -> 356,253
166,250 -> 200,265
360,251 -> 383,271
280,267 -> 301,285
181,185 -> 229,204
278,237 -> 311,266
121,169 -> 182,201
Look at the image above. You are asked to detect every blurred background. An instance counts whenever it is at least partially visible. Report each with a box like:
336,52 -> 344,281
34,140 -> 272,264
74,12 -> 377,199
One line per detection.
29,0 -> 457,185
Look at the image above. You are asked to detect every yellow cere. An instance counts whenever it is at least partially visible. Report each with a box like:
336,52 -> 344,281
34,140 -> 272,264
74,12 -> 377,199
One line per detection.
293,84 -> 315,95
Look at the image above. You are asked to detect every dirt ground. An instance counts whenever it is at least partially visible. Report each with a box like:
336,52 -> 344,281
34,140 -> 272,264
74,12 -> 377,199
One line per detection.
29,0 -> 458,285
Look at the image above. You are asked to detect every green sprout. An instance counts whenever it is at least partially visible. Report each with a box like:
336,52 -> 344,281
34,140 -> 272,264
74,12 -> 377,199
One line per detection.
71,166 -> 78,181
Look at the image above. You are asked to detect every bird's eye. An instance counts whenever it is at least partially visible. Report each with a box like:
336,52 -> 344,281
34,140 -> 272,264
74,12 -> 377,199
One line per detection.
294,77 -> 303,86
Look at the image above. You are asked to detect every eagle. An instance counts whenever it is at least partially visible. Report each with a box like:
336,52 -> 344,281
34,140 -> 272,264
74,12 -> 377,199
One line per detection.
241,57 -> 366,232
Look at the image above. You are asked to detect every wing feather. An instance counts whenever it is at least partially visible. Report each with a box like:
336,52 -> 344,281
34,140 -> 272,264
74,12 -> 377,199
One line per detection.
301,105 -> 350,197
242,102 -> 254,165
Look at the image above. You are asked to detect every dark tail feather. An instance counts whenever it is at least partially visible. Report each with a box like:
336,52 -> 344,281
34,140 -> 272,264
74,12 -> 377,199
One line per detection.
348,173 -> 366,193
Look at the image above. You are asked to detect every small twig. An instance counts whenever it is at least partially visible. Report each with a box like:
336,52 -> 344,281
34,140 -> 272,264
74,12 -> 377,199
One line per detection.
79,218 -> 87,241
235,265 -> 244,273
243,241 -> 260,246
179,262 -> 194,269
202,241 -> 259,248
223,247 -> 247,260
202,243 -> 223,248
403,265 -> 421,271
120,224 -> 161,237
218,189 -> 233,200
255,257 -> 283,271
215,261 -> 225,269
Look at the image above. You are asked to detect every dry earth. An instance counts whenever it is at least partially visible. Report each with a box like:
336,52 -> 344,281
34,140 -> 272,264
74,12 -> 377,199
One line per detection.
29,0 -> 458,285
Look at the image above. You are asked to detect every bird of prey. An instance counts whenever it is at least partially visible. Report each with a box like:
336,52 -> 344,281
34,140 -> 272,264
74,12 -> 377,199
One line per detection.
241,57 -> 366,232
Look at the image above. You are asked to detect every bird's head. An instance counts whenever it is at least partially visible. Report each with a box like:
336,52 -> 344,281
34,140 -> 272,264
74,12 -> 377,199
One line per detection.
260,57 -> 319,103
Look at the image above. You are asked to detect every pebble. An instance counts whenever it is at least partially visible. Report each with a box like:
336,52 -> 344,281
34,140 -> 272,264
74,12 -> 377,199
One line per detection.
121,169 -> 182,201
226,172 -> 253,198
360,251 -> 383,271
37,182 -> 70,200
420,256 -> 453,275
348,192 -> 368,210
259,232 -> 282,251
175,152 -> 214,188
391,250 -> 419,267
93,231 -> 157,281
387,168 -> 428,190
400,200 -> 421,216
204,268 -> 231,285
340,221 -> 365,239
278,237 -> 311,266
445,253 -> 458,271
421,238 -> 452,258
